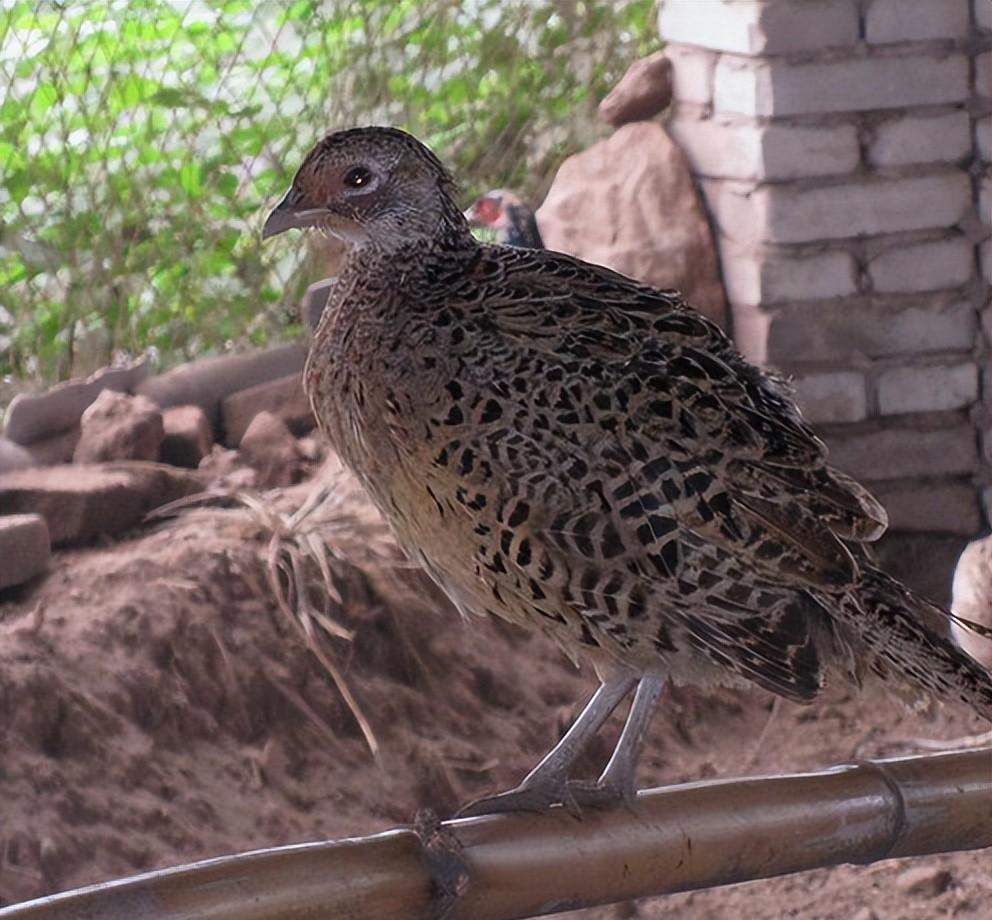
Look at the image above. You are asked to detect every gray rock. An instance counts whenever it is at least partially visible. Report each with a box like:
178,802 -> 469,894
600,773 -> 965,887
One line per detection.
302,278 -> 336,333
0,513 -> 50,590
74,391 -> 164,463
136,344 -> 306,430
220,373 -> 314,447
160,405 -> 214,468
0,437 -> 34,473
896,865 -> 952,898
3,359 -> 149,445
0,462 -> 204,546
239,411 -> 304,489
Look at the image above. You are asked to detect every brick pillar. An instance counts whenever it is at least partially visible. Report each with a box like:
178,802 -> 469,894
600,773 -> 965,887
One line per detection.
979,3 -> 992,543
660,0 -> 985,602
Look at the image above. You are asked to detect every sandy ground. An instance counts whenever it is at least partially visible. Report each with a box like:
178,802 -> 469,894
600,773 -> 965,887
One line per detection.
0,464 -> 990,918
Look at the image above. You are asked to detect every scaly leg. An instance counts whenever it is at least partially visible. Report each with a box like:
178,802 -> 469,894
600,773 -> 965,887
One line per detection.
569,674 -> 665,808
457,673 -> 638,818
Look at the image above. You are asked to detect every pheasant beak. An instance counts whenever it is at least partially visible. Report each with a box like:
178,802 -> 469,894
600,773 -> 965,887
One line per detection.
262,188 -> 329,239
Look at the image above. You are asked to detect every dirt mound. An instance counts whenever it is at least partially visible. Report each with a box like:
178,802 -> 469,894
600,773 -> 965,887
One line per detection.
0,462 -> 989,917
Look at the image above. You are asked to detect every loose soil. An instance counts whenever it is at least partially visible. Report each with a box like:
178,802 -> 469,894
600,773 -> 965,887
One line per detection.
1,459 -> 989,918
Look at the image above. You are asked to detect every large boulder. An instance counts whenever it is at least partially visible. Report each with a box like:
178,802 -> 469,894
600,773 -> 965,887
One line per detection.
536,121 -> 727,327
74,391 -> 164,463
0,462 -> 203,546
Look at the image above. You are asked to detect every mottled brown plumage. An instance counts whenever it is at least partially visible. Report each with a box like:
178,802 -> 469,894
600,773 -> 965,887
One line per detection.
264,126 -> 992,814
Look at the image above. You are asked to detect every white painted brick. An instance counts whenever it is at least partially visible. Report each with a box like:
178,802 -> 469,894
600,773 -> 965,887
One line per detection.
669,118 -> 859,181
868,111 -> 971,167
866,0 -> 970,43
793,371 -> 867,423
705,173 -> 971,245
719,244 -> 857,305
868,237 -> 974,293
714,53 -> 969,117
659,0 -> 859,56
977,117 -> 992,161
668,118 -> 763,180
873,482 -> 980,534
877,362 -> 978,414
980,0 -> 992,31
765,299 -> 976,362
981,175 -> 992,226
979,52 -> 992,98
664,44 -> 717,106
828,426 -> 977,480
763,123 -> 861,180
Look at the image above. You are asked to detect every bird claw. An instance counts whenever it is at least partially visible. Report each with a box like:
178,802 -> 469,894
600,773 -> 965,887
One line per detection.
455,775 -> 640,820
567,777 -> 638,812
455,774 -> 582,819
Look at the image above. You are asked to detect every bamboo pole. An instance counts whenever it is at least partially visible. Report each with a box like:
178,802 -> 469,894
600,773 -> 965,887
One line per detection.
3,749 -> 990,920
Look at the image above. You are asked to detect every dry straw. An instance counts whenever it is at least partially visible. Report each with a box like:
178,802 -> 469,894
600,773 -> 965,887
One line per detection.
148,460 -> 407,758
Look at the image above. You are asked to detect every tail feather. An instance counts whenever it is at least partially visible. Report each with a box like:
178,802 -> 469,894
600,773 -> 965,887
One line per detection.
839,567 -> 992,721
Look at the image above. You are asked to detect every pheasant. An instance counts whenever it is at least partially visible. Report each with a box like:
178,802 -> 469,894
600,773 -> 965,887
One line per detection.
263,126 -> 992,816
465,188 -> 544,249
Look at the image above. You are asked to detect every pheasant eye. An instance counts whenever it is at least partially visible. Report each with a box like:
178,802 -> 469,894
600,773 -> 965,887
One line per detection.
343,166 -> 373,189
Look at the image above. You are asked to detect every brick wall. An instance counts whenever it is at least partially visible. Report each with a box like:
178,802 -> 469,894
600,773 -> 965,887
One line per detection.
659,0 -> 990,602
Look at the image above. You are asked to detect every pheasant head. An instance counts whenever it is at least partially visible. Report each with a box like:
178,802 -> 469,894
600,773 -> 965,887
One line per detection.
263,126 -> 470,252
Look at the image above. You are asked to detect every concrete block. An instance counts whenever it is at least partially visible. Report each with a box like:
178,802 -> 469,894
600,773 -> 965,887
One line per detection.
220,373 -> 314,447
828,426 -> 977,481
665,44 -> 718,107
136,344 -> 306,430
866,0 -> 970,43
705,173 -> 971,245
874,482 -> 979,534
3,359 -> 149,446
868,110 -> 971,167
714,53 -> 969,117
670,117 -> 859,181
0,462 -> 204,547
0,514 -> 50,591
765,299 -> 976,362
718,245 -> 857,305
868,237 -> 974,293
792,371 -> 867,423
877,362 -> 978,414
660,0 -> 859,56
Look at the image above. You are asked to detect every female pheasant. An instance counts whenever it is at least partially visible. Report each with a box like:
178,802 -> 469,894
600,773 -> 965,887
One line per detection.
264,126 -> 992,816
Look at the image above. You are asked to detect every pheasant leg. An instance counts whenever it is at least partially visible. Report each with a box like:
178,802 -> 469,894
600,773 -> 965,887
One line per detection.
457,673 -> 638,818
569,674 -> 665,808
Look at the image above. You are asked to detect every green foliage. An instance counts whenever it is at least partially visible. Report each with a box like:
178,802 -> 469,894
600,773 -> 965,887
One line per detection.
0,0 -> 657,382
